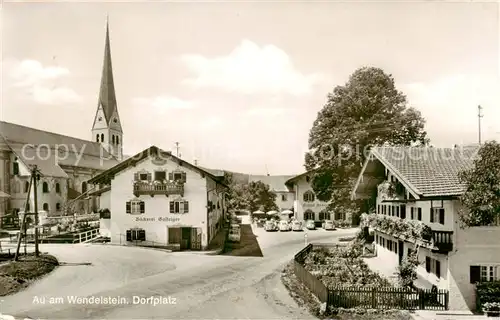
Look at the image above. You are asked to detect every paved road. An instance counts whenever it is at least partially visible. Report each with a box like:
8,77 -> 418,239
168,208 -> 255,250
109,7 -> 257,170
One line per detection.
1,225 -> 357,319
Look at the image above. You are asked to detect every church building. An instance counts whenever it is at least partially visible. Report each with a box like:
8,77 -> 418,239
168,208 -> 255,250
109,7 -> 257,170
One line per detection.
0,19 -> 122,221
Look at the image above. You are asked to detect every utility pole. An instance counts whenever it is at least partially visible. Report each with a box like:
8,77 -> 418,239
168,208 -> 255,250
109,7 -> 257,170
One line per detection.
478,105 -> 483,145
33,166 -> 40,257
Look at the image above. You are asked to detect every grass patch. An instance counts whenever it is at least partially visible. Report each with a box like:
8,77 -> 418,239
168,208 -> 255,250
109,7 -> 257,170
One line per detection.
281,261 -> 413,320
0,253 -> 59,296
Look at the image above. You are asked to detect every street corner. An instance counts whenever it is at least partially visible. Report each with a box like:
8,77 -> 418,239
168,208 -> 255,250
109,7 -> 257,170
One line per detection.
223,224 -> 263,257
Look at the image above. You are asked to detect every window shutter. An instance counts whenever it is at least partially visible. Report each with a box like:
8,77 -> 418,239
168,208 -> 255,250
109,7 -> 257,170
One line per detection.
418,208 -> 422,221
184,201 -> 189,213
134,173 -> 139,181
439,209 -> 445,224
126,230 -> 132,241
169,201 -> 174,213
140,201 -> 145,213
411,207 -> 414,219
147,173 -> 152,182
436,260 -> 441,278
470,265 -> 481,283
168,172 -> 173,181
430,208 -> 434,223
138,229 -> 146,241
425,257 -> 431,273
126,201 -> 131,214
181,172 -> 187,183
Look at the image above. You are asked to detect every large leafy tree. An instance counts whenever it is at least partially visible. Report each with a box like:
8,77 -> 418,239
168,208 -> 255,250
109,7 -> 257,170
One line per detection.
223,173 -> 278,213
458,140 -> 500,227
305,67 -> 429,220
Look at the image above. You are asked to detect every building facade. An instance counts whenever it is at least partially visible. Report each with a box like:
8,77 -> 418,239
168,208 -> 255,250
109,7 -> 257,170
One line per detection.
0,19 -> 120,224
88,146 -> 228,251
352,146 -> 500,311
248,175 -> 295,212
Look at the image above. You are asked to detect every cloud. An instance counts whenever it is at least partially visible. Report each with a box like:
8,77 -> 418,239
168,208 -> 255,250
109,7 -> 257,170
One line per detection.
132,96 -> 195,112
200,116 -> 223,129
181,40 -> 324,96
5,59 -> 82,105
246,107 -> 285,117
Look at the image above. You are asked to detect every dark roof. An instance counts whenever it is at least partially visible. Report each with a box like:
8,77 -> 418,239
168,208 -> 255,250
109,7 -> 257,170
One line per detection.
249,175 -> 294,192
0,121 -> 119,177
88,145 -> 228,188
371,146 -> 479,197
285,170 -> 317,187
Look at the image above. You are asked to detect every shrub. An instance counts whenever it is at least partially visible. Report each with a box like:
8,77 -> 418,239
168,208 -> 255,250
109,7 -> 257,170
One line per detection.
396,251 -> 419,287
476,281 -> 500,311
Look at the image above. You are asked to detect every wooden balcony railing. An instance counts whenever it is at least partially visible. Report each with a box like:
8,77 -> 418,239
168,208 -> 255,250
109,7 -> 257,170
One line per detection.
133,182 -> 184,197
432,230 -> 453,253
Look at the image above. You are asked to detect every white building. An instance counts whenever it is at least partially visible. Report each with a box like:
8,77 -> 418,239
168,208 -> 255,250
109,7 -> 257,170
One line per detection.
248,175 -> 295,212
88,146 -> 228,251
285,172 -> 351,224
351,146 -> 500,311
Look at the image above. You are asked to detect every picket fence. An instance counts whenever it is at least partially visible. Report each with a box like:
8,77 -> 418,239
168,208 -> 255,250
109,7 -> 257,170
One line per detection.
293,243 -> 449,310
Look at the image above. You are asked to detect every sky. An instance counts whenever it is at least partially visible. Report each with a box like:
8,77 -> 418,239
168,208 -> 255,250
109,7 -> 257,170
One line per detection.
2,1 -> 500,175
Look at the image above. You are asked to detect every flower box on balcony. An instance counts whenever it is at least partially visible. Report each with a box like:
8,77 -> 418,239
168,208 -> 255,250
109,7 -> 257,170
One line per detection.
133,181 -> 184,197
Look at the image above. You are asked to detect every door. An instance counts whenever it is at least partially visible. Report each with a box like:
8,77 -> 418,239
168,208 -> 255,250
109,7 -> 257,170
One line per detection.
398,240 -> 404,264
190,228 -> 202,250
181,228 -> 191,250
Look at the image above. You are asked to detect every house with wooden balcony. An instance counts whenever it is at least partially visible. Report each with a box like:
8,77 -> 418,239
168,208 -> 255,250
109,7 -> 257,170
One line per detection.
352,146 -> 500,311
87,145 -> 228,251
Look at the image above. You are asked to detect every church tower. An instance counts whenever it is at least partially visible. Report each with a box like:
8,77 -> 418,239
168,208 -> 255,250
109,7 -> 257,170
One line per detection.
91,17 -> 123,160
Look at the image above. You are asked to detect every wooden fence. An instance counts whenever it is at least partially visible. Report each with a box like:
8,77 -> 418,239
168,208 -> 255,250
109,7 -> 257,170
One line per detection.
293,243 -> 449,311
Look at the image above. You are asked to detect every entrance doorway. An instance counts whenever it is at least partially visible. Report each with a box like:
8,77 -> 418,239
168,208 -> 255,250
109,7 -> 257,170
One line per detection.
168,227 -> 202,251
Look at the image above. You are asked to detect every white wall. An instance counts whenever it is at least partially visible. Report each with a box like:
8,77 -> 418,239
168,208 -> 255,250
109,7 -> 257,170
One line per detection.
108,155 -> 209,248
293,175 -> 328,221
275,191 -> 295,211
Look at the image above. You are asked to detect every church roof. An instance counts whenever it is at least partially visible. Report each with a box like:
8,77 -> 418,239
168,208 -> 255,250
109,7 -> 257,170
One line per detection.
98,19 -> 119,127
0,121 -> 119,177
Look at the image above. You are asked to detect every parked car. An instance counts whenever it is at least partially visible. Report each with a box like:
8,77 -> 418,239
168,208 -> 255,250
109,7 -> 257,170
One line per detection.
264,220 -> 278,232
278,220 -> 291,231
305,220 -> 316,230
322,220 -> 335,230
291,220 -> 303,231
228,224 -> 241,242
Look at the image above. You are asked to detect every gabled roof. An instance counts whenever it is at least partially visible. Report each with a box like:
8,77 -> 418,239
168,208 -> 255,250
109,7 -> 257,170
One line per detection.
285,170 -> 317,187
249,175 -> 295,192
0,121 -> 119,177
87,145 -> 228,188
357,146 -> 479,198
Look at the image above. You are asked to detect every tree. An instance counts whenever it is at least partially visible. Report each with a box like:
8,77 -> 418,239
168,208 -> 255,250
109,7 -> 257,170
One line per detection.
245,181 -> 279,213
458,140 -> 500,227
305,67 -> 429,220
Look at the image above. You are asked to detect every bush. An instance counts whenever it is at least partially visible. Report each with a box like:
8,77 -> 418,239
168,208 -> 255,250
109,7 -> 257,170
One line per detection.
397,251 -> 419,287
476,281 -> 500,311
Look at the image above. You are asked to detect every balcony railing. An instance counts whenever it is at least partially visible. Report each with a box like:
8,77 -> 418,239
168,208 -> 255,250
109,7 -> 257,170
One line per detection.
133,182 -> 184,197
432,230 -> 453,253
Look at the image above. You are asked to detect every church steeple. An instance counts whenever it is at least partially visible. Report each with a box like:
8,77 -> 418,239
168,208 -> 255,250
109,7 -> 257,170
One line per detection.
92,16 -> 123,160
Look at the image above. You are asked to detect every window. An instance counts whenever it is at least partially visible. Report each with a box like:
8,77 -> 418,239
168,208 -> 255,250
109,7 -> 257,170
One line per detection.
169,171 -> 186,183
383,205 -> 386,215
135,172 -> 151,182
391,206 -> 395,216
281,194 -> 287,201
42,182 -> 49,193
319,211 -> 330,221
377,205 -> 380,214
13,161 -> 19,175
305,176 -> 310,183
116,136 -> 119,145
96,134 -> 100,142
170,200 -> 189,214
426,256 -> 442,278
42,203 -> 49,211
56,203 -> 61,211
410,207 -> 414,219
81,181 -> 87,194
304,210 -> 315,220
24,181 -> 29,193
55,183 -> 60,193
154,171 -> 166,181
303,190 -> 315,202
430,208 -> 445,224
417,208 -> 422,221
112,135 -> 115,144
396,206 -> 400,217
400,205 -> 406,219
101,133 -> 104,142
126,200 -> 145,214
126,229 -> 146,241
470,265 -> 500,283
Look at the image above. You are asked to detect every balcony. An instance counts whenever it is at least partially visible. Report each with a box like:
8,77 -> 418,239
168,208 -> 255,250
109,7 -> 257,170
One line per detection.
432,230 -> 453,253
133,182 -> 184,197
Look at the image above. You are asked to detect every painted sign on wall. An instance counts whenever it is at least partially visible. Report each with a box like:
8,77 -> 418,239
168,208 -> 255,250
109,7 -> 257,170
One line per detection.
303,202 -> 328,209
135,216 -> 181,223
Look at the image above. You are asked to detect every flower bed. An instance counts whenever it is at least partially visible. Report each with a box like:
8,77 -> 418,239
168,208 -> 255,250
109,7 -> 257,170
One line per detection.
303,246 -> 392,288
361,213 -> 433,243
